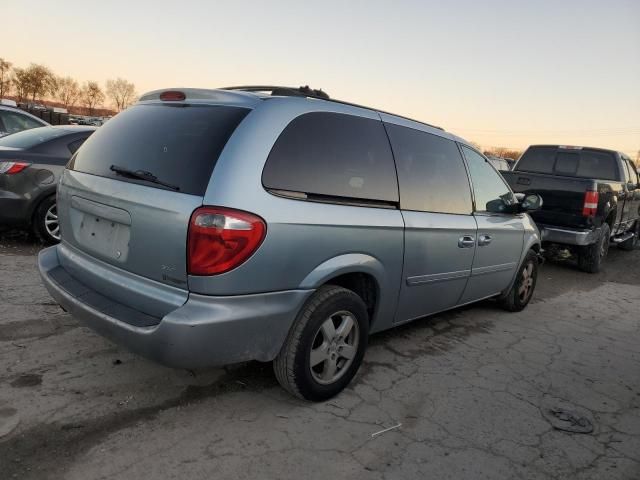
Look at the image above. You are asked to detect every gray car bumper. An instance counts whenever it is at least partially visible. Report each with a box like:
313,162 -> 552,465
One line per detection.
38,246 -> 312,368
540,225 -> 599,246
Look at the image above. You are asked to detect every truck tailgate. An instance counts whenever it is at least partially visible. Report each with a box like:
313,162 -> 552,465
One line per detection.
502,170 -> 596,229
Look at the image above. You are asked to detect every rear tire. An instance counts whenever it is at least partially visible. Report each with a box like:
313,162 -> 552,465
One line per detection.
618,221 -> 639,251
499,250 -> 538,312
578,223 -> 610,273
33,195 -> 60,244
273,285 -> 369,401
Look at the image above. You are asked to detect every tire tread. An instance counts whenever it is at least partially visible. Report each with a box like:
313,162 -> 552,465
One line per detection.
273,285 -> 363,400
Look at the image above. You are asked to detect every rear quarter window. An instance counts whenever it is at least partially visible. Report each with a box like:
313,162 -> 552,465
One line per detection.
262,112 -> 399,203
69,104 -> 249,195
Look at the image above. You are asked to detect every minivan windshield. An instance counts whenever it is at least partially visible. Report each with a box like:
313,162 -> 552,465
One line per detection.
69,104 -> 250,195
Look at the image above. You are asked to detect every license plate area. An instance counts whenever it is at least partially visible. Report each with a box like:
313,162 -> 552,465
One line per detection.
69,196 -> 131,262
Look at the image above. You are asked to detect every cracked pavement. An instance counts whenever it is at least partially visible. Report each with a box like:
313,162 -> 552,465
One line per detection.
0,231 -> 639,479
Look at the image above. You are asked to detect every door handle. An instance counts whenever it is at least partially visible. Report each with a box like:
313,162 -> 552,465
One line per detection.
478,234 -> 492,246
458,235 -> 476,248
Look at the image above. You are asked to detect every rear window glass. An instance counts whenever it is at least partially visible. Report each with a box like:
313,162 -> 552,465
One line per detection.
517,147 -> 618,180
262,112 -> 398,203
69,104 -> 249,195
0,126 -> 64,149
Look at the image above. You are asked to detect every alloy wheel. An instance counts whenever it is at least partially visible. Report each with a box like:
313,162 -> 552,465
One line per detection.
309,311 -> 359,385
518,261 -> 535,303
44,203 -> 60,241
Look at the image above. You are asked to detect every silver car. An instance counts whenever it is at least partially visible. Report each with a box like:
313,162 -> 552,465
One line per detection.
38,86 -> 542,401
0,105 -> 49,137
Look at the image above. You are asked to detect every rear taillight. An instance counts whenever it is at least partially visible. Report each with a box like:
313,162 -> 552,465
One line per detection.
187,207 -> 266,275
0,161 -> 30,174
582,190 -> 599,217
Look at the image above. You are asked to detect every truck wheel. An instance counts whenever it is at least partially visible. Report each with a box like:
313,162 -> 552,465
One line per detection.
33,195 -> 60,244
578,223 -> 610,273
499,250 -> 538,312
618,221 -> 639,251
274,285 -> 369,401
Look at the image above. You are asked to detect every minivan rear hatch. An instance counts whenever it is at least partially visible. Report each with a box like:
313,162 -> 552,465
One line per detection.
59,101 -> 250,289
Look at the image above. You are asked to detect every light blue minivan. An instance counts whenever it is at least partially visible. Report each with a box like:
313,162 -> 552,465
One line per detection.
39,86 -> 542,400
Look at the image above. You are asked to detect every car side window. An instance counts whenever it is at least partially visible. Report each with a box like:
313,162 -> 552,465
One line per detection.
461,146 -> 515,213
384,123 -> 472,214
263,112 -> 398,203
629,161 -> 640,185
1,111 -> 43,134
621,159 -> 632,184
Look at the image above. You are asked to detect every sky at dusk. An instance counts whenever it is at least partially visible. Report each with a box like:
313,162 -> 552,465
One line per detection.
3,0 -> 639,156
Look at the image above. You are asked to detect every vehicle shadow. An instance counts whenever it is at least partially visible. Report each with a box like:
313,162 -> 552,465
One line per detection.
0,227 -> 46,256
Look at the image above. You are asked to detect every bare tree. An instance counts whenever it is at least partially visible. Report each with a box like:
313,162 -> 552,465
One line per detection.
81,81 -> 105,115
22,63 -> 56,103
56,76 -> 81,109
0,58 -> 12,99
11,67 -> 30,102
106,78 -> 136,111
469,141 -> 483,151
483,146 -> 523,160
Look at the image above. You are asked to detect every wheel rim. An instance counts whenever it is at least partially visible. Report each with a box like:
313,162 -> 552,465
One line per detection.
517,261 -> 535,303
44,203 -> 60,240
309,310 -> 359,385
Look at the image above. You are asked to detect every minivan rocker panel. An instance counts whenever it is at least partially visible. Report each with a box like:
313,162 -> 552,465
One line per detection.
38,86 -> 541,399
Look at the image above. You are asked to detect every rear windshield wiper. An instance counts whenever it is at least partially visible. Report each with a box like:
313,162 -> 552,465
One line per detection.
109,165 -> 180,191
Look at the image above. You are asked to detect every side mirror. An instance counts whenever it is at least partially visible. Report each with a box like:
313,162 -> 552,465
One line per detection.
520,193 -> 543,212
486,198 -> 509,213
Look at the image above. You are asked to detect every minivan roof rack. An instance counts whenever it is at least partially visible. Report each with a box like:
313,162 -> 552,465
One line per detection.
220,85 -> 445,132
222,85 -> 330,100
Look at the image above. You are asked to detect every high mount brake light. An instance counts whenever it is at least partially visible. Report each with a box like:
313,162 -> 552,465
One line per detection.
187,207 -> 266,275
582,190 -> 599,217
160,91 -> 186,101
0,161 -> 30,174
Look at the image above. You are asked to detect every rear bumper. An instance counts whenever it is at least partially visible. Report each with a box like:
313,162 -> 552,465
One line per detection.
38,246 -> 313,368
539,224 -> 598,246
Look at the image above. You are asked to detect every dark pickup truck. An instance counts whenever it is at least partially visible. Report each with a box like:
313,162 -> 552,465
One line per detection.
502,145 -> 640,272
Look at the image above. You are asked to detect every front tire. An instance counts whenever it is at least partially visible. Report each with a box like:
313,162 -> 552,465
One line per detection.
578,223 -> 610,273
274,285 -> 369,401
499,250 -> 538,312
33,195 -> 60,244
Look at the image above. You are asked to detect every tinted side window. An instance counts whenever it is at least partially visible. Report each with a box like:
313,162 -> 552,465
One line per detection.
629,161 -> 640,184
385,124 -> 472,214
263,112 -> 398,202
621,159 -> 632,183
462,146 -> 515,212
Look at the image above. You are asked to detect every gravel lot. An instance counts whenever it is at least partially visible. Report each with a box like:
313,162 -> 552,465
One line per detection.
1,230 -> 639,480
